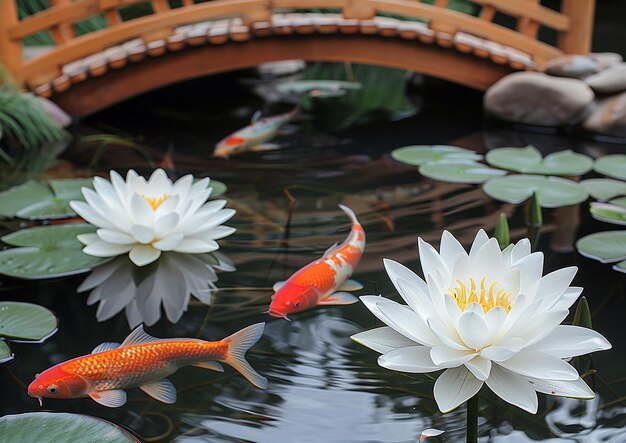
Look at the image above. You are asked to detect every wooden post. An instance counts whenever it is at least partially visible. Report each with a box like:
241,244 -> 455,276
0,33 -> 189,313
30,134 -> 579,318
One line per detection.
0,0 -> 23,82
559,0 -> 595,54
50,0 -> 76,44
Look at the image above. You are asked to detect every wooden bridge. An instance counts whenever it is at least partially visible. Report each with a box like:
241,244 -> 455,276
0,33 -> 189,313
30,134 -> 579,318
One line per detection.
0,0 -> 595,116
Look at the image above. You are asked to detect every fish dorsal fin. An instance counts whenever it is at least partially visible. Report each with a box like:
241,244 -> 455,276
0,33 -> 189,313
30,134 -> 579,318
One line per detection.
192,361 -> 224,372
91,342 -> 121,354
338,279 -> 363,292
322,242 -> 340,259
272,281 -> 286,292
139,378 -> 177,404
250,110 -> 263,124
120,325 -> 161,348
89,390 -> 127,408
318,292 -> 359,305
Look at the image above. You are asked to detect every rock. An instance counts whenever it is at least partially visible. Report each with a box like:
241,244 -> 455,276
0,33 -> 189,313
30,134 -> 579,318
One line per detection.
582,91 -> 626,138
585,63 -> 626,94
543,55 -> 600,78
484,72 -> 595,127
590,52 -> 624,70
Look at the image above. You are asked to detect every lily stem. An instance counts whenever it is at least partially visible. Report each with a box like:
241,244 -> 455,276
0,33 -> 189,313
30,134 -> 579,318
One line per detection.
466,395 -> 479,443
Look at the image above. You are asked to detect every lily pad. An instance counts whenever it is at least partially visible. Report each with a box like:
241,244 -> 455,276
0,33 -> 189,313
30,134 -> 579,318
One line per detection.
0,340 -> 13,363
391,145 -> 483,166
614,260 -> 626,274
0,412 -> 140,443
594,154 -> 626,180
483,175 -> 589,207
580,178 -> 626,201
610,196 -> 626,208
590,202 -> 626,225
276,80 -> 362,94
485,146 -> 593,175
418,160 -> 507,184
576,231 -> 626,263
209,179 -> 227,197
0,301 -> 57,341
0,224 -> 108,279
0,178 -> 92,220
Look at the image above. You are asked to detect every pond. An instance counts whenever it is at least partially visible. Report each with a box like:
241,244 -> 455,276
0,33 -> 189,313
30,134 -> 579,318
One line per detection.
1,64 -> 625,442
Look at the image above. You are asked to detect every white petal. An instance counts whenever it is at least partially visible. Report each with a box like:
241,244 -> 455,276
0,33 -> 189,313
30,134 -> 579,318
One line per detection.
155,212 -> 180,237
154,194 -> 179,216
418,237 -> 449,280
515,252 -> 544,297
383,259 -> 434,320
130,194 -> 155,223
172,174 -> 193,199
457,310 -> 489,350
351,327 -> 419,354
97,229 -> 134,245
92,176 -> 120,207
534,266 -> 577,308
427,317 -> 466,351
480,338 -> 523,361
552,287 -> 583,310
515,309 -> 570,347
433,366 -> 483,413
70,201 -> 114,229
378,346 -> 441,373
77,233 -> 99,245
427,273 -> 457,331
153,234 -> 184,251
439,230 -> 467,266
360,295 -> 393,322
527,376 -> 595,399
131,224 -> 155,244
472,238 -> 504,279
430,346 -> 475,366
497,350 -> 579,380
528,325 -> 611,358
443,292 -> 463,325
484,307 -> 506,337
206,226 -> 236,240
510,238 -> 531,264
486,365 -> 538,413
468,229 -> 489,259
84,240 -> 132,257
465,355 -> 492,381
174,238 -> 219,253
129,244 -> 161,266
376,300 -> 440,347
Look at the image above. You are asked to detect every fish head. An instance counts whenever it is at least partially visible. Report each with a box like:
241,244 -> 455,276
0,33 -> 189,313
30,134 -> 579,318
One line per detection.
268,284 -> 319,318
28,366 -> 88,403
214,136 -> 246,158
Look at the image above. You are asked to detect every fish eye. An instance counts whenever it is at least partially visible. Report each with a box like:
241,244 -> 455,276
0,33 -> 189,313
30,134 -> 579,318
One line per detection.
293,302 -> 300,308
47,385 -> 59,394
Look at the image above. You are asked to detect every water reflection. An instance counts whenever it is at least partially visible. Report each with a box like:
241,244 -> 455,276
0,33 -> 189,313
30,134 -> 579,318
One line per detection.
78,252 -> 234,327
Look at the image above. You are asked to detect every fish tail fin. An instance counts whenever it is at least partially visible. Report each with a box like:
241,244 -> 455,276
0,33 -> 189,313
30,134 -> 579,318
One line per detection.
222,322 -> 268,389
338,204 -> 360,226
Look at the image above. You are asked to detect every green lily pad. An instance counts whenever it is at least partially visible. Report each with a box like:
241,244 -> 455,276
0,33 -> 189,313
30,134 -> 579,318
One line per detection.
418,160 -> 507,184
485,146 -> 593,175
580,178 -> 626,201
209,179 -> 227,197
276,80 -> 362,94
0,224 -> 108,279
594,154 -> 626,180
610,196 -> 626,208
614,260 -> 626,274
483,175 -> 589,207
0,412 -> 140,443
0,340 -> 13,363
576,231 -> 626,263
0,178 -> 92,220
590,202 -> 626,225
0,301 -> 57,342
391,145 -> 483,166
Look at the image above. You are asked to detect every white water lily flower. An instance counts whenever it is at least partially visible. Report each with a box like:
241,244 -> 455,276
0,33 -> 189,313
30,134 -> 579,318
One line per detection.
70,169 -> 235,266
352,230 -> 611,414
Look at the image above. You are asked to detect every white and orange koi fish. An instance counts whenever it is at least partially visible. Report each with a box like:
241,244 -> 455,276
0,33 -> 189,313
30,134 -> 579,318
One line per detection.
267,205 -> 365,319
214,107 -> 298,158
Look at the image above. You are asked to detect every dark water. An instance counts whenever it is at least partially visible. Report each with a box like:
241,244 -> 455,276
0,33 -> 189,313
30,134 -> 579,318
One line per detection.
1,65 -> 626,442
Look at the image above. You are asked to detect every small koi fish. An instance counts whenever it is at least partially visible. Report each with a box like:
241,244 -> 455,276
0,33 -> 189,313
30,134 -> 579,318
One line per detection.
267,205 -> 365,320
28,323 -> 267,408
214,107 -> 298,158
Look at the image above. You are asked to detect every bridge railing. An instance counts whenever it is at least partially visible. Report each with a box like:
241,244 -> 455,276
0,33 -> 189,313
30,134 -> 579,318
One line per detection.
0,0 -> 595,89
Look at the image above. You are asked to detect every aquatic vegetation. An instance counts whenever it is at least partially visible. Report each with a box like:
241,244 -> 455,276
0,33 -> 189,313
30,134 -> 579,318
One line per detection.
419,160 -> 506,184
482,175 -> 589,207
28,323 -> 267,407
485,146 -> 593,175
576,231 -> 626,274
79,251 -> 235,327
352,230 -> 611,414
70,169 -> 235,266
0,178 -> 92,220
590,201 -> 626,225
276,80 -> 362,96
0,412 -> 139,442
268,205 -> 364,320
0,301 -> 57,364
391,145 -> 483,166
593,154 -> 626,181
580,178 -> 626,201
0,224 -> 108,279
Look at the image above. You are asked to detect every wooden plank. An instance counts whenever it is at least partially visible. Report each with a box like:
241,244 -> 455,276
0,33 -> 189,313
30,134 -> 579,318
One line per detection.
471,0 -> 569,31
559,0 -> 595,54
51,35 -> 514,115
0,0 -> 23,76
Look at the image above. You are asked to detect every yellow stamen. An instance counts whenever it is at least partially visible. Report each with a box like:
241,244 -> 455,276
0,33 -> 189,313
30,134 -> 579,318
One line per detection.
448,276 -> 512,313
142,194 -> 169,210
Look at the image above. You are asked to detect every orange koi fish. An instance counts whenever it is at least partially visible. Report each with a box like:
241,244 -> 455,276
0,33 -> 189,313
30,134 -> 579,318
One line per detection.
268,205 -> 365,320
28,323 -> 267,407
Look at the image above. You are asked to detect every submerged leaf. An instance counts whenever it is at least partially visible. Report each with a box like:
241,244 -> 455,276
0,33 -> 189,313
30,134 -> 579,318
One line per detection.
391,145 -> 482,166
0,301 -> 57,341
486,146 -> 593,175
0,412 -> 140,442
594,154 -> 626,180
576,231 -> 626,263
418,160 -> 506,184
0,341 -> 13,364
483,175 -> 589,207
